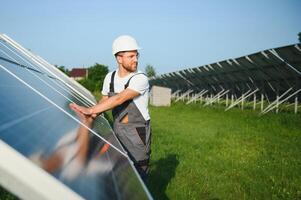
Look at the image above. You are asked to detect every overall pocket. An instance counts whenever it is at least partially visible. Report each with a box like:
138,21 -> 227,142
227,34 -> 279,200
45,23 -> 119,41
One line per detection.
135,127 -> 146,145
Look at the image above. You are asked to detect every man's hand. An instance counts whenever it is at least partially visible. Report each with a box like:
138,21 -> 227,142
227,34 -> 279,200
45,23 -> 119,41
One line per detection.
69,103 -> 97,124
69,103 -> 92,115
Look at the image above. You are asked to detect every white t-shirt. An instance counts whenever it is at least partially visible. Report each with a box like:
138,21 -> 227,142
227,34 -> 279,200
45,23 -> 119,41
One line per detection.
102,69 -> 150,121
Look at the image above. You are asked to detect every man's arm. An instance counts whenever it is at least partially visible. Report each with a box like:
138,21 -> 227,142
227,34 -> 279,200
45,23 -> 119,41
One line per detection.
98,95 -> 109,104
69,88 -> 139,115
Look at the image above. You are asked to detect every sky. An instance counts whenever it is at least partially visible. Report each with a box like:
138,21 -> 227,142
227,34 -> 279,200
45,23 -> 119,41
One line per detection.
0,0 -> 300,74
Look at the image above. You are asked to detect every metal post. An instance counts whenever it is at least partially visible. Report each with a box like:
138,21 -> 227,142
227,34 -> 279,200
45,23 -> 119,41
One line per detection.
253,94 -> 256,110
295,96 -> 298,114
231,94 -> 234,105
175,89 -> 193,102
261,93 -> 264,111
276,95 -> 279,113
226,93 -> 228,107
241,94 -> 244,110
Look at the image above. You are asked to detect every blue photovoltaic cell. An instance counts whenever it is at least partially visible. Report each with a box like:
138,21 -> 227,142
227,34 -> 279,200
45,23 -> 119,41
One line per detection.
0,35 -> 151,200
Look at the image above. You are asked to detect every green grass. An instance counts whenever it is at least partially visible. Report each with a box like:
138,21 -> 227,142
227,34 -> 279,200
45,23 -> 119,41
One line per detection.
146,102 -> 301,200
0,186 -> 18,200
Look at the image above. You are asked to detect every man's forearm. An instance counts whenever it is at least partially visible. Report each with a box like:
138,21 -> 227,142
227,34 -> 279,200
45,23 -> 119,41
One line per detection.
90,95 -> 123,115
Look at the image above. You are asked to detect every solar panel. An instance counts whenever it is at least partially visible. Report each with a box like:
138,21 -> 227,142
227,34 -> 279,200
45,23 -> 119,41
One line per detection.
0,34 -> 152,200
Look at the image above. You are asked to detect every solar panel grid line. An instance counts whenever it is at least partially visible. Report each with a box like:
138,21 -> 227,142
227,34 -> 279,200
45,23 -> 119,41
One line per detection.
0,106 -> 51,133
0,57 -> 93,113
0,64 -> 128,158
1,34 -> 95,108
31,53 -> 96,104
0,34 -> 95,108
0,39 -> 44,73
0,53 -> 45,76
0,54 -> 78,106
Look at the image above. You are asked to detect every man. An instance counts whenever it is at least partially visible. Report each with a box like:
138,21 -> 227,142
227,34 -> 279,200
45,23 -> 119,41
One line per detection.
69,35 -> 151,181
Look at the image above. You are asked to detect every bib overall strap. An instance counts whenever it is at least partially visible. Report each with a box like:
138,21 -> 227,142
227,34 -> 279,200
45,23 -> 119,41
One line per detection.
124,73 -> 146,89
109,71 -> 116,93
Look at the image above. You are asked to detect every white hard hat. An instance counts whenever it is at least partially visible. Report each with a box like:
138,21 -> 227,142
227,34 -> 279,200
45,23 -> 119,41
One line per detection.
112,35 -> 141,55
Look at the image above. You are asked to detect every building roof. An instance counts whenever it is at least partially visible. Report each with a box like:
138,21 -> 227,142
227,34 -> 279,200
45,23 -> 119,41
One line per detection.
70,68 -> 87,78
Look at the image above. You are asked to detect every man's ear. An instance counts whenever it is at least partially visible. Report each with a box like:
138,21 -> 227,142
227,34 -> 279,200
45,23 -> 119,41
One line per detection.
116,56 -> 122,64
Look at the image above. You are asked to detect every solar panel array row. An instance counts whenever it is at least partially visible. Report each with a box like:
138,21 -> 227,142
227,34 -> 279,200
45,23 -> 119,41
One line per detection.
150,44 -> 301,101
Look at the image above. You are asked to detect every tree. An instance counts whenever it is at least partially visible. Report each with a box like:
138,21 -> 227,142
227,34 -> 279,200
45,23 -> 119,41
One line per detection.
56,65 -> 70,76
78,78 -> 97,92
299,32 -> 301,43
145,64 -> 156,78
86,63 -> 109,92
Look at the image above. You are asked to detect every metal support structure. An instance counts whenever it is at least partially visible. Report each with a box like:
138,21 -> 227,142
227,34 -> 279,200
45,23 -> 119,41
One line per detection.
186,90 -> 207,104
241,93 -> 245,110
261,88 -> 292,114
260,89 -> 301,115
203,90 -> 229,106
295,96 -> 298,114
225,89 -> 258,111
253,93 -> 256,110
199,90 -> 208,104
261,94 -> 264,111
171,90 -> 181,99
175,89 -> 193,102
276,95 -> 279,113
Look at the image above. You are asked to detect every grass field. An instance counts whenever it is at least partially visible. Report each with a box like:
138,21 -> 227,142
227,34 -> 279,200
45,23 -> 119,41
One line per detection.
146,102 -> 301,200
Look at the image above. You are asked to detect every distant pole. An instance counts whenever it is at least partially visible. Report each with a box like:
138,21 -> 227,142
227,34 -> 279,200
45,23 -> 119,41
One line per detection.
295,96 -> 298,114
261,93 -> 264,111
226,93 -> 229,107
276,95 -> 279,113
241,94 -> 244,110
253,93 -> 256,110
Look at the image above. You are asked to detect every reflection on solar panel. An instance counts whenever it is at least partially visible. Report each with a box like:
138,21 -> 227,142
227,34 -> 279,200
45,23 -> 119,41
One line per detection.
150,43 -> 301,114
0,34 -> 152,200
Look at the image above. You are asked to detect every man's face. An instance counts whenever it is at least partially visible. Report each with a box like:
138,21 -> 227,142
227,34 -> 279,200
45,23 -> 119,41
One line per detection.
117,50 -> 139,72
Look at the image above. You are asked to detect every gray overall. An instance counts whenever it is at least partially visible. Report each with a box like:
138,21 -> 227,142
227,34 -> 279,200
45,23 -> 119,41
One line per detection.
108,71 -> 151,180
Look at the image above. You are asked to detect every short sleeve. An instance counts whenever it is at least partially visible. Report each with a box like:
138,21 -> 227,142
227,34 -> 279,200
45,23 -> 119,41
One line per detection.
101,72 -> 111,95
127,74 -> 149,94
